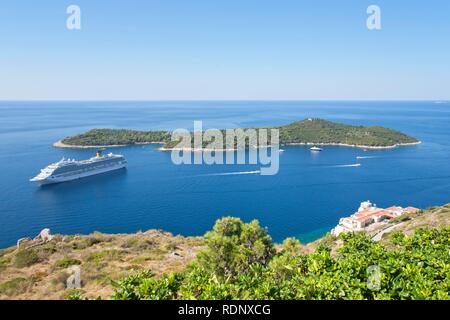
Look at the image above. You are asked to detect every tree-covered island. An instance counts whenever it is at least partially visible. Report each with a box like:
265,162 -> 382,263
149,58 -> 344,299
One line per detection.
55,118 -> 420,150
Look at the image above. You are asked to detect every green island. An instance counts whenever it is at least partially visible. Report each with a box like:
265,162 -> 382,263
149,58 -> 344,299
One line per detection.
55,118 -> 420,150
0,203 -> 448,300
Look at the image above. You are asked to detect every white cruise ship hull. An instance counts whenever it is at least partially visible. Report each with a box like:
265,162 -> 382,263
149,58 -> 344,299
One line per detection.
31,162 -> 127,185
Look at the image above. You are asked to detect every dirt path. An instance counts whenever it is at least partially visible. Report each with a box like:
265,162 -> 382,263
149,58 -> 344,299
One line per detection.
371,222 -> 406,241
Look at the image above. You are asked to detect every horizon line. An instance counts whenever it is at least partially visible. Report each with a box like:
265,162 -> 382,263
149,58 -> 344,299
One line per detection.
0,99 -> 449,103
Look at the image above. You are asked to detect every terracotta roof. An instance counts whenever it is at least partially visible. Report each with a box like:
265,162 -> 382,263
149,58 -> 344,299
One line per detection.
342,204 -> 420,226
355,208 -> 387,218
354,216 -> 375,222
373,210 -> 395,218
385,206 -> 402,212
353,208 -> 381,218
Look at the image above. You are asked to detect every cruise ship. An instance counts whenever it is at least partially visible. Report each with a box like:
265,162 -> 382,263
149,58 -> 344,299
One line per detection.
30,151 -> 127,185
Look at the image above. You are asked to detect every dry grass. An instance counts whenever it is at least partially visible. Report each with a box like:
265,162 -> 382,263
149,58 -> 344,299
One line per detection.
379,203 -> 450,247
0,230 -> 204,300
395,204 -> 450,233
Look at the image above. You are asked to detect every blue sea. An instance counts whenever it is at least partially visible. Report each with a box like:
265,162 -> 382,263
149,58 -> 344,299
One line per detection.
0,101 -> 449,247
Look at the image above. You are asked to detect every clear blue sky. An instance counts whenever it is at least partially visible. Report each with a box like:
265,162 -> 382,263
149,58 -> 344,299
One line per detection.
0,0 -> 449,100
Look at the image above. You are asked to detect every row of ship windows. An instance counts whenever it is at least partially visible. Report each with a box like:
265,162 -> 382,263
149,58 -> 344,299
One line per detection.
53,162 -> 125,177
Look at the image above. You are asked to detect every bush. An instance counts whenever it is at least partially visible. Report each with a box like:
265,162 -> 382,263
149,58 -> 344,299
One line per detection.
281,237 -> 302,254
35,242 -> 57,260
0,257 -> 11,271
71,236 -> 105,250
0,278 -> 32,296
162,241 -> 178,252
14,249 -> 40,268
389,213 -> 412,224
55,257 -> 82,268
86,250 -> 123,266
61,289 -> 86,300
197,217 -> 275,280
111,270 -> 155,300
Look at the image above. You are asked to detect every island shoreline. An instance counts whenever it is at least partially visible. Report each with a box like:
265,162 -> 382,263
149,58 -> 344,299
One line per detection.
54,140 -> 422,151
53,140 -> 166,149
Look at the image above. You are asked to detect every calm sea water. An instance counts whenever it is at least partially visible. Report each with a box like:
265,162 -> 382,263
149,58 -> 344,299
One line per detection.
0,101 -> 449,247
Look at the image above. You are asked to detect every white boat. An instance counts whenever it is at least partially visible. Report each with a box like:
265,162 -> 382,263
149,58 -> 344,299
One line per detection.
279,149 -> 285,153
30,150 -> 127,185
310,146 -> 323,152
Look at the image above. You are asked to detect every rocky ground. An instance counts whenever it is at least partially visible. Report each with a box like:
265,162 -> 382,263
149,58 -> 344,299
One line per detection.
0,230 -> 204,299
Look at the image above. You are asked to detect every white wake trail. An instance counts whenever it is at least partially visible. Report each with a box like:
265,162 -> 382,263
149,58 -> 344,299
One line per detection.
202,170 -> 261,176
327,163 -> 361,168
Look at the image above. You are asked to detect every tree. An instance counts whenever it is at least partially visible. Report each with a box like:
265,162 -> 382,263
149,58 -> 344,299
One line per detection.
197,217 -> 275,280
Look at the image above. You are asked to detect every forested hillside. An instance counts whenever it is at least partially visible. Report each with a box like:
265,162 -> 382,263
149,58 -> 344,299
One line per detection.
59,118 -> 418,149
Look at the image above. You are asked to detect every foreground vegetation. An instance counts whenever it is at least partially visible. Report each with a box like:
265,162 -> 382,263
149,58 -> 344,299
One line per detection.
0,204 -> 448,300
111,218 -> 449,300
60,118 -> 418,149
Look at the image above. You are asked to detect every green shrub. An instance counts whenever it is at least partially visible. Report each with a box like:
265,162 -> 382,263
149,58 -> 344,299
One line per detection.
35,242 -> 57,260
61,289 -> 86,300
71,237 -> 103,250
14,249 -> 40,268
162,241 -> 178,252
197,217 -> 275,280
55,257 -> 82,268
281,237 -> 302,254
111,270 -> 183,300
389,213 -> 412,224
0,278 -> 32,296
86,250 -> 123,265
0,256 -> 11,271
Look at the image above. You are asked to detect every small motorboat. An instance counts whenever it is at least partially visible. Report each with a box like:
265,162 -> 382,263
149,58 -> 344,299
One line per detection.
310,146 -> 323,152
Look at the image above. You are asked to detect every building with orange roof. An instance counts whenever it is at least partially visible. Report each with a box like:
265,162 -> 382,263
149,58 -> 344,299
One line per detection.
331,201 -> 420,236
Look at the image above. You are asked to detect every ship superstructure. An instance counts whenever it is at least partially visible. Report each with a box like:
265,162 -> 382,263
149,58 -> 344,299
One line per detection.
30,151 -> 127,185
